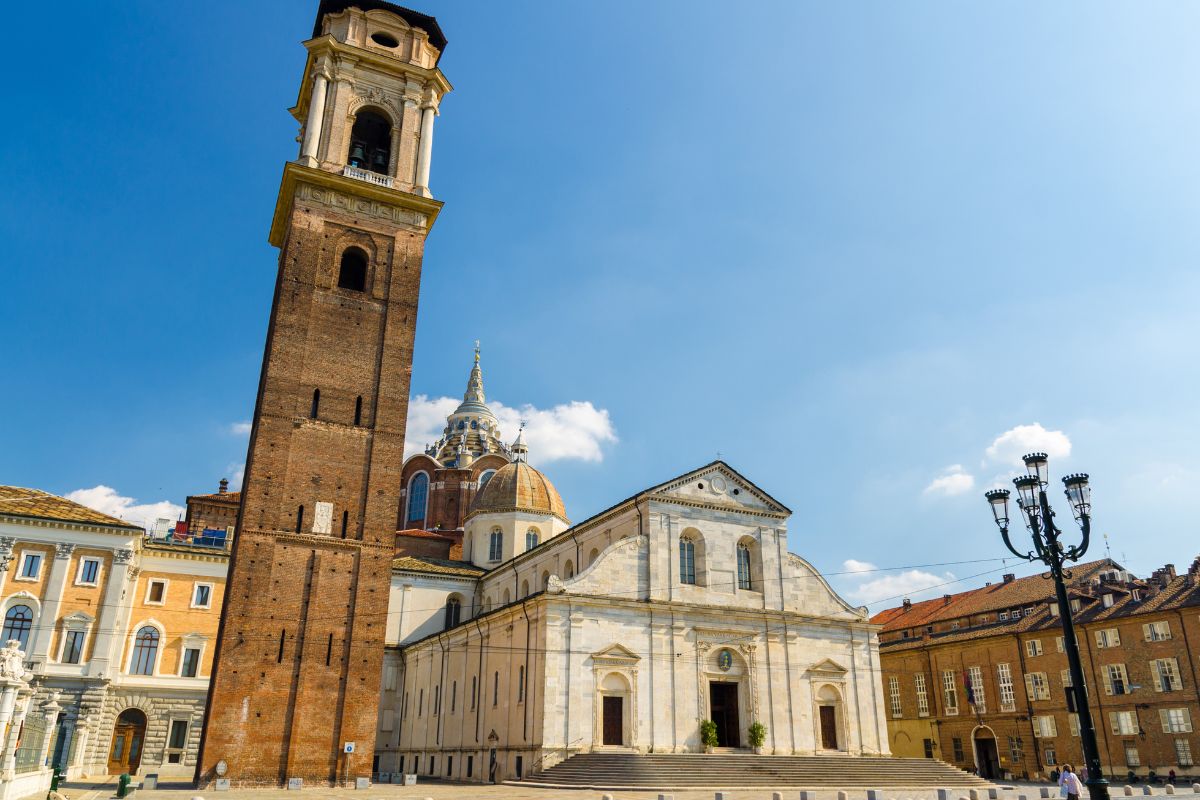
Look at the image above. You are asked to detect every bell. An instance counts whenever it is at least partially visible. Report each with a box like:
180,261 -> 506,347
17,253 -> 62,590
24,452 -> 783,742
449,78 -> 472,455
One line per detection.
371,150 -> 388,173
349,143 -> 366,167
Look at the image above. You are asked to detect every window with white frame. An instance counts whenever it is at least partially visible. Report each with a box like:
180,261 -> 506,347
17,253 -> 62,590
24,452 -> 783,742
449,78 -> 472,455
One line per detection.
1056,636 -> 1064,653
76,557 -> 101,586
1152,658 -> 1183,692
1061,669 -> 1073,688
736,543 -> 753,590
18,553 -> 42,580
1160,707 -> 1193,733
525,528 -> 539,551
1124,744 -> 1140,767
1024,606 -> 1034,616
967,665 -> 986,712
61,629 -> 86,664
679,537 -> 696,585
1109,710 -> 1139,736
1102,593 -> 1114,608
1143,621 -> 1172,641
1025,672 -> 1051,701
997,663 -> 1016,712
488,529 -> 503,562
1095,628 -> 1120,648
888,676 -> 902,718
1176,739 -> 1194,768
165,719 -> 189,764
1103,663 -> 1129,695
942,669 -> 959,715
1070,598 -> 1082,613
1026,639 -> 1043,657
999,611 -> 1009,621
145,579 -> 167,604
181,646 -> 201,678
1069,713 -> 1080,737
1045,745 -> 1057,765
191,583 -> 213,609
1049,603 -> 1060,617
1032,715 -> 1057,738
915,673 -> 930,716
129,626 -> 160,675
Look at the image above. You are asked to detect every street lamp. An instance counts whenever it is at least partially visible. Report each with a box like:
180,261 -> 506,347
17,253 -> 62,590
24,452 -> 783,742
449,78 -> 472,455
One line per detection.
983,453 -> 1108,800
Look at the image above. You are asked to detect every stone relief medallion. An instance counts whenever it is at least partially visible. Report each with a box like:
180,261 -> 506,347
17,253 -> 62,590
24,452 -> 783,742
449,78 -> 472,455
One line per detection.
710,476 -> 728,494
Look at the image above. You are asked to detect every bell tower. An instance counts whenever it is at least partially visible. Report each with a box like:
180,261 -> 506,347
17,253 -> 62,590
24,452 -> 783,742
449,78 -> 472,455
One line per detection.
197,1 -> 449,786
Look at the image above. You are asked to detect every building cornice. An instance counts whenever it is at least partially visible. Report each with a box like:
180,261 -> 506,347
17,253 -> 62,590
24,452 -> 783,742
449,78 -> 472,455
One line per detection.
0,513 -> 141,538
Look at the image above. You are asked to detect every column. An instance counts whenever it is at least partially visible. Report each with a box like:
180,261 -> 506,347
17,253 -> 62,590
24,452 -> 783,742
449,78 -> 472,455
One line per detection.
300,72 -> 329,166
38,693 -> 62,768
29,544 -> 75,666
0,537 -> 16,596
88,550 -> 135,679
413,97 -> 437,197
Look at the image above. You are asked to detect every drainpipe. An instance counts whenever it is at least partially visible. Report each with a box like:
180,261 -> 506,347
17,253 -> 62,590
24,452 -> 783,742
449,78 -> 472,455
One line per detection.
473,617 -> 486,744
521,600 -> 532,742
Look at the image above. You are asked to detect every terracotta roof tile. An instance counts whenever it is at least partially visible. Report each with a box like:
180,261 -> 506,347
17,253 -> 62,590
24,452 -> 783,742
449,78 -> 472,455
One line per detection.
392,556 -> 485,577
396,529 -> 456,540
187,491 -> 241,504
0,486 -> 141,529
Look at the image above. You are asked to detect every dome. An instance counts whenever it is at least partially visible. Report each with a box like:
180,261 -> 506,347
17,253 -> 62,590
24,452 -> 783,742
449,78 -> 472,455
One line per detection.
467,461 -> 569,524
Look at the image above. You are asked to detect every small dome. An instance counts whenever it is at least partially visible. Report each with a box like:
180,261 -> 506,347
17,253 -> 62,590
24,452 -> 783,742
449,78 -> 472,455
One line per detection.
467,461 -> 568,524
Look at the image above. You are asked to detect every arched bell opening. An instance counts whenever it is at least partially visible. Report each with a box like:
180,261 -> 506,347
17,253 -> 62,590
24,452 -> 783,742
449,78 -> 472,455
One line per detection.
347,109 -> 392,175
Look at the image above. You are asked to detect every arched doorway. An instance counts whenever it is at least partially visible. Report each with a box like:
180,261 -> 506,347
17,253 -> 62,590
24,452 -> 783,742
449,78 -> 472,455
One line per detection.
598,672 -> 631,747
815,684 -> 845,751
108,709 -> 147,775
972,726 -> 1001,779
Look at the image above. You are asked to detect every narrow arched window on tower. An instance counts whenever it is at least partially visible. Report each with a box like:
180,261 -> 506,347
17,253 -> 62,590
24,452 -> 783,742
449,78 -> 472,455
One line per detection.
406,473 -> 428,524
347,109 -> 392,174
679,537 -> 697,585
338,248 -> 367,292
296,505 -> 305,533
341,510 -> 349,538
354,395 -> 363,426
737,543 -> 753,590
444,597 -> 461,629
488,528 -> 503,561
310,388 -> 320,419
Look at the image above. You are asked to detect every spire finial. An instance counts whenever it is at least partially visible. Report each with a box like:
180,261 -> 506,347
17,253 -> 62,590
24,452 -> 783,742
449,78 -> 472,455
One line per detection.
512,420 -> 529,463
462,342 -> 485,404
474,339 -> 480,363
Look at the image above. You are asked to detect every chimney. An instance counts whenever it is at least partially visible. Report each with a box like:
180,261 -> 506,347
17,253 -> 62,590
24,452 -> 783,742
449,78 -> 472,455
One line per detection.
902,598 -> 912,610
943,594 -> 952,605
219,478 -> 229,494
1003,573 -> 1016,584
1149,564 -> 1177,588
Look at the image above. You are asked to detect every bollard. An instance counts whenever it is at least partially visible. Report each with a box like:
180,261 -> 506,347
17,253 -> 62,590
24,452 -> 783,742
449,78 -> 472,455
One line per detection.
773,793 -> 784,800
1165,787 -> 1175,796
988,791 -> 999,800
1193,787 -> 1200,795
938,790 -> 951,800
715,793 -> 726,800
1124,787 -> 1134,797
869,790 -> 883,800
603,796 -> 614,800
1041,789 -> 1052,799
839,792 -> 849,800
1019,795 -> 1028,800
1143,789 -> 1154,797
970,791 -> 980,800
659,795 -> 674,800
801,793 -> 811,800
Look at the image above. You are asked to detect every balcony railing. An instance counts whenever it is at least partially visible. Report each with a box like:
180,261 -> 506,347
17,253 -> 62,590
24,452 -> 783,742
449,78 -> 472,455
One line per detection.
343,165 -> 394,188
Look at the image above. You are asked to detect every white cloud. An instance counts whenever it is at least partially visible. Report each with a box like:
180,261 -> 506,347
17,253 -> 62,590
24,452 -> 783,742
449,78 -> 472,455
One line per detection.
65,486 -> 184,530
923,464 -> 975,497
403,395 -> 617,463
842,559 -> 878,574
229,421 -> 252,435
985,423 -> 1071,467
842,567 -> 958,606
226,463 -> 245,491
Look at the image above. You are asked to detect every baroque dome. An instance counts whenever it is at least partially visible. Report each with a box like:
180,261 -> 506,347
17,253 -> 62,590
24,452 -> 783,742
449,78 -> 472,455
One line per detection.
467,461 -> 569,524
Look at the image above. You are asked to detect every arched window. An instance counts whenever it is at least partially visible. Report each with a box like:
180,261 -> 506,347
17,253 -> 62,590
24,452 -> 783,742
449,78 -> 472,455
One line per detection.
541,570 -> 551,590
520,579 -> 529,597
488,528 -> 503,561
564,560 -> 574,579
525,528 -> 539,551
406,473 -> 428,524
588,548 -> 600,567
347,109 -> 392,174
338,247 -> 367,292
737,543 -> 753,590
353,395 -> 363,426
679,538 -> 697,585
444,597 -> 461,629
478,470 -> 496,491
2,605 -> 33,650
295,505 -> 305,534
130,626 -> 160,675
310,388 -> 320,419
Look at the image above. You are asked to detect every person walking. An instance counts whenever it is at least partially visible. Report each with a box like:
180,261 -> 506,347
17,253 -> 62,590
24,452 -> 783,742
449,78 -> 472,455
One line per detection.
1060,764 -> 1083,800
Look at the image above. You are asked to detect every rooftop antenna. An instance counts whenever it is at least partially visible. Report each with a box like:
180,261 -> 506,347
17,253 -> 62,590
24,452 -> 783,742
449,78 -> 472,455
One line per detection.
1103,531 -> 1112,560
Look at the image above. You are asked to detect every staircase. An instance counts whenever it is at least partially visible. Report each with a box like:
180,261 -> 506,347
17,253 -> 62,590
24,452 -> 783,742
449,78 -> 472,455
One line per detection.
515,752 -> 993,790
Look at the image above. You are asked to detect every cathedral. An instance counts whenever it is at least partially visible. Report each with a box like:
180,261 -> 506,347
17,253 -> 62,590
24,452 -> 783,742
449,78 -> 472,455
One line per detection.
188,0 -> 890,788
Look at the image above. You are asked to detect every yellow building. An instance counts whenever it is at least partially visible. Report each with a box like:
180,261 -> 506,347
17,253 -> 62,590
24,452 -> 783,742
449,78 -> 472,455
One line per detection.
0,487 -> 226,780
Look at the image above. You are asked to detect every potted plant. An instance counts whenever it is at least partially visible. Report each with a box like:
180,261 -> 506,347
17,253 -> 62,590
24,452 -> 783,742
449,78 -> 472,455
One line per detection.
748,721 -> 767,754
699,719 -> 719,753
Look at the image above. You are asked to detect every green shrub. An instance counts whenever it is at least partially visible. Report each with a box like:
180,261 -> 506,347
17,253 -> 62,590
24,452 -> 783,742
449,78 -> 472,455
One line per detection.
748,721 -> 767,748
699,719 -> 719,748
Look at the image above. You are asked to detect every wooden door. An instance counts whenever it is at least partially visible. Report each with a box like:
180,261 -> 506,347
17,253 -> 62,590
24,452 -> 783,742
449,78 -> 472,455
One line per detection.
108,710 -> 147,774
709,682 -> 741,748
819,705 -> 838,750
602,696 -> 623,745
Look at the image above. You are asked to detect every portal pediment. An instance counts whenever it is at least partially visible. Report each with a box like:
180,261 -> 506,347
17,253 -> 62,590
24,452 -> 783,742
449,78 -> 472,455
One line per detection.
592,643 -> 640,665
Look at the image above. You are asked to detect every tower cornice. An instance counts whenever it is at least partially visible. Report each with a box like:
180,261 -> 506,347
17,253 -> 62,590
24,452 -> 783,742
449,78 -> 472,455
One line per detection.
268,161 -> 444,247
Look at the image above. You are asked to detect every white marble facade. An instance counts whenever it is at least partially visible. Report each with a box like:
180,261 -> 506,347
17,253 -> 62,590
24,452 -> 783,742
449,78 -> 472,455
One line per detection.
375,462 -> 890,783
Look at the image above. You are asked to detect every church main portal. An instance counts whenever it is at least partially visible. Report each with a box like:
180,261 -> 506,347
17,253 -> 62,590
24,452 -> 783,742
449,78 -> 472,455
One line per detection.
709,682 -> 740,748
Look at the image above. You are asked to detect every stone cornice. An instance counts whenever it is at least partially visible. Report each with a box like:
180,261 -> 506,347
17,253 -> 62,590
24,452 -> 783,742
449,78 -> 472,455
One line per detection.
268,162 -> 444,247
0,513 -> 141,538
239,528 -> 393,554
649,493 -> 788,521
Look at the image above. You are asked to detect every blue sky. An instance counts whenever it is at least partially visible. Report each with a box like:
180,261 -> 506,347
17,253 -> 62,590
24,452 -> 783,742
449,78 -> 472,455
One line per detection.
3,1 -> 1198,607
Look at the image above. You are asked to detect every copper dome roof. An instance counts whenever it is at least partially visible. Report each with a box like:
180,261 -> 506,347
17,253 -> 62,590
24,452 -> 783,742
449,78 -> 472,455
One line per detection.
467,461 -> 569,524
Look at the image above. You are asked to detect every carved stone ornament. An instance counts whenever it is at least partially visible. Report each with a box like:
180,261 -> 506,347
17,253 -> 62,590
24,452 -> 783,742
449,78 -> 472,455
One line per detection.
297,183 -> 418,227
0,537 -> 15,573
55,543 -> 76,559
113,549 -> 135,564
546,575 -> 565,594
0,640 -> 30,682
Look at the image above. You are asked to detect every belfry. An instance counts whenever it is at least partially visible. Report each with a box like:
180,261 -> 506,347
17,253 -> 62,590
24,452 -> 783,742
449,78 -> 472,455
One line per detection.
196,1 -> 450,786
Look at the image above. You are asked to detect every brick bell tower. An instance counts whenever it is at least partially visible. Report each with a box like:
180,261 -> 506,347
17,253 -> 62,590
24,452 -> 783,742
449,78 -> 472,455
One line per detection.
196,1 -> 450,787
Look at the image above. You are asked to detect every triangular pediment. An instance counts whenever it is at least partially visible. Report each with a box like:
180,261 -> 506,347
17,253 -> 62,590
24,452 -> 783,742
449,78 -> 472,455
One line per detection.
807,658 -> 848,676
62,611 -> 94,625
592,643 -> 640,664
647,461 -> 790,516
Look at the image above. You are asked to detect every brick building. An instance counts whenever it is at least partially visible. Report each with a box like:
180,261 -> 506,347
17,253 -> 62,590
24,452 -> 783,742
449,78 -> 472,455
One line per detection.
874,558 -> 1200,782
197,0 -> 452,787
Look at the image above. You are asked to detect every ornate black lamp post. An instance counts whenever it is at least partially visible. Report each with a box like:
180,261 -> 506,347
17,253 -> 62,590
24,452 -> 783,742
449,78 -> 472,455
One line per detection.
984,453 -> 1109,800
